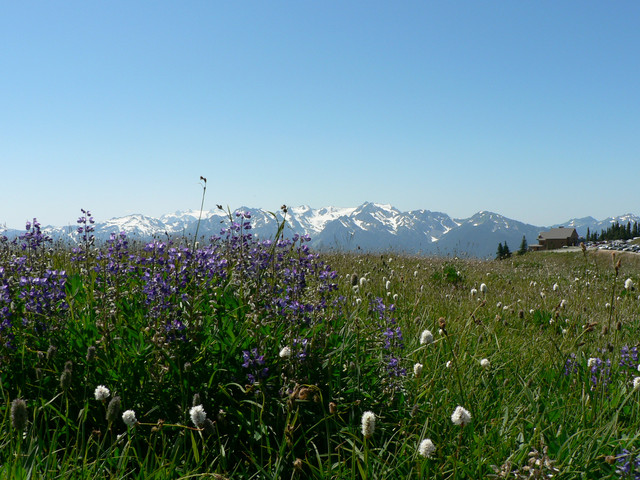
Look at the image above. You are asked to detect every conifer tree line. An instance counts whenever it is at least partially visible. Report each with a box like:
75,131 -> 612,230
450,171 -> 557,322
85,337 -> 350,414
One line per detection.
585,221 -> 639,242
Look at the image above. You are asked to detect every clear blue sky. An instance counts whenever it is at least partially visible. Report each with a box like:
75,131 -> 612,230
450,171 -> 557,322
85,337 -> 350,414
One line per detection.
2,1 -> 639,229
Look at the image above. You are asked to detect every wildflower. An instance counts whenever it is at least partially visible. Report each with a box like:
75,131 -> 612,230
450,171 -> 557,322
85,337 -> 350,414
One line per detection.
279,346 -> 292,359
413,363 -> 423,377
385,280 -> 391,291
470,288 -> 477,297
634,377 -> 640,390
560,299 -> 568,308
446,360 -> 452,368
480,283 -> 487,294
361,411 -> 376,438
587,358 -> 597,369
393,293 -> 398,302
122,409 -> 137,427
190,404 -> 207,427
553,283 -> 559,291
420,329 -> 433,345
418,438 -> 436,458
480,358 -> 490,369
94,385 -> 110,401
625,278 -> 634,290
11,398 -> 28,431
451,406 -> 472,426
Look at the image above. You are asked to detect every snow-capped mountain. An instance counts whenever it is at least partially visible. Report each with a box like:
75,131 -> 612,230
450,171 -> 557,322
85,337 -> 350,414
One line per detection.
553,214 -> 640,238
3,204 -> 638,259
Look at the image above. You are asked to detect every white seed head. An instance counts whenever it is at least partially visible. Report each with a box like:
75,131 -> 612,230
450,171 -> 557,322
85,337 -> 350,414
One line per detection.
122,409 -> 137,428
361,411 -> 376,438
279,346 -> 292,359
451,406 -> 472,426
418,438 -> 436,458
420,330 -> 434,345
94,385 -> 110,401
189,404 -> 207,427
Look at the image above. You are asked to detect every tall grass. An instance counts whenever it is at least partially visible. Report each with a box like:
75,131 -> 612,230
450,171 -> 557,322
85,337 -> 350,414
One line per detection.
1,214 -> 640,479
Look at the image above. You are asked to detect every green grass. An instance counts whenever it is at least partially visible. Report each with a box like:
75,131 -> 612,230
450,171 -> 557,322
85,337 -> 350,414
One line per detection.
1,234 -> 640,479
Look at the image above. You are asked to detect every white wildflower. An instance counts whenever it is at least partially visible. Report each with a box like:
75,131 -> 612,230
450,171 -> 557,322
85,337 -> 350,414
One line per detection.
385,280 -> 391,291
587,358 -> 597,368
480,283 -> 487,294
361,411 -> 376,438
393,293 -> 398,302
420,330 -> 433,345
279,346 -> 292,358
625,278 -> 634,290
451,406 -> 472,426
94,385 -> 110,401
413,363 -> 423,377
418,438 -> 436,458
480,358 -> 490,369
633,377 -> 640,390
553,283 -> 559,291
446,360 -> 452,368
189,404 -> 207,427
470,288 -> 477,297
122,409 -> 137,427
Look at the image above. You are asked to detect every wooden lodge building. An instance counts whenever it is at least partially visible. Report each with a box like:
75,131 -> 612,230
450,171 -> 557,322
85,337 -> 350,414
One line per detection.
529,227 -> 580,251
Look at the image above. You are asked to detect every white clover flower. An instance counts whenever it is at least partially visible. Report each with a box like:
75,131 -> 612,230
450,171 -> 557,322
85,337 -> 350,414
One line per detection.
480,283 -> 487,294
633,377 -> 640,390
451,406 -> 472,426
279,346 -> 292,359
413,363 -> 423,377
562,328 -> 568,335
480,358 -> 490,369
190,404 -> 207,427
420,330 -> 433,345
94,385 -> 110,401
122,409 -> 137,427
625,278 -> 634,290
418,438 -> 436,458
361,411 -> 376,438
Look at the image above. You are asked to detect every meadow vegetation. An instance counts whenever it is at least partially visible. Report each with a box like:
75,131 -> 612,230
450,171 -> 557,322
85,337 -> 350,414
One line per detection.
1,210 -> 640,479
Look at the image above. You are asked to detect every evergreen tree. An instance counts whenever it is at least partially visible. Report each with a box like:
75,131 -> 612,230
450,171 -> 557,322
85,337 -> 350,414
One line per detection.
586,227 -> 590,242
518,235 -> 528,255
503,241 -> 512,258
496,242 -> 504,260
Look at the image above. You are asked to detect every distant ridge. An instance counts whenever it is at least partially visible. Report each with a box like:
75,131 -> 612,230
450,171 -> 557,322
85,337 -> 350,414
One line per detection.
2,204 -> 639,259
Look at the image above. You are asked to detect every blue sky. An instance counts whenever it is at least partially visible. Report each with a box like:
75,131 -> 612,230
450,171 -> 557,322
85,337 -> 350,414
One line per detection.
2,1 -> 639,229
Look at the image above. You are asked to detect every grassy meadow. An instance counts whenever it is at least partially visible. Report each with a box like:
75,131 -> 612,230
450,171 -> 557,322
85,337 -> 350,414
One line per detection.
1,213 -> 640,479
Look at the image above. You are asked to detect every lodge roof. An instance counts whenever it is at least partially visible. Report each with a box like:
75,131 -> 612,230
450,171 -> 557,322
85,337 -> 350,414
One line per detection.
538,227 -> 578,240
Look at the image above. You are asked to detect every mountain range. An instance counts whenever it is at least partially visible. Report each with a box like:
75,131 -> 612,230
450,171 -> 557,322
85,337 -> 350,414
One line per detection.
2,203 -> 638,259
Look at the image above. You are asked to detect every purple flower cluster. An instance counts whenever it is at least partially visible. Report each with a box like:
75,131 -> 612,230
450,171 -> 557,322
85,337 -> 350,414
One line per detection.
564,353 -> 578,376
242,348 -> 269,384
617,449 -> 640,479
589,356 -> 612,390
620,346 -> 639,371
370,297 -> 406,378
